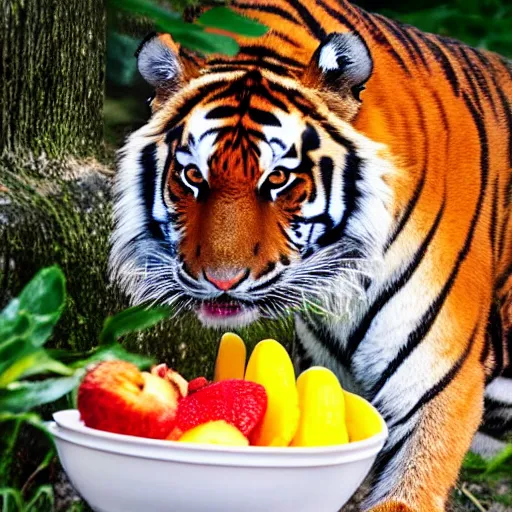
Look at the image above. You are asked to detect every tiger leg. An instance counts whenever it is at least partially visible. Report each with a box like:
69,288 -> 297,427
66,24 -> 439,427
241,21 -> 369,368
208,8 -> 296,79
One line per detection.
362,334 -> 486,512
474,285 -> 512,457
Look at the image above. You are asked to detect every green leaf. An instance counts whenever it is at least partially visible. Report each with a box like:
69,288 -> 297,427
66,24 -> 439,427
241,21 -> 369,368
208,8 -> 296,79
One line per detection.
0,314 -> 34,375
197,7 -> 268,37
173,31 -> 240,56
108,0 -> 180,23
25,484 -> 54,512
99,304 -> 171,345
0,488 -> 23,512
70,343 -> 154,370
18,266 -> 65,317
0,304 -> 31,341
463,451 -> 487,472
0,418 -> 23,488
14,266 -> 66,347
0,373 -> 83,414
16,351 -> 74,380
484,443 -> 512,475
0,411 -> 54,442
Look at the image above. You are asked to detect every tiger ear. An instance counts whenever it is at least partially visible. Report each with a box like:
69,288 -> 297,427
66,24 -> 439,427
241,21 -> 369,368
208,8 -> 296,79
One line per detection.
302,32 -> 373,102
136,33 -> 199,107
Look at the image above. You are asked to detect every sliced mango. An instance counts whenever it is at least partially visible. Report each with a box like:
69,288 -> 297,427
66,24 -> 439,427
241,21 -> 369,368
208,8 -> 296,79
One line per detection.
214,333 -> 247,382
245,339 -> 299,446
291,367 -> 349,447
177,420 -> 248,446
343,391 -> 384,442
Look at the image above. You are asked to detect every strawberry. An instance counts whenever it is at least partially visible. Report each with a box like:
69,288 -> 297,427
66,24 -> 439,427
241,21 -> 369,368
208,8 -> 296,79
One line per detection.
168,379 -> 267,440
187,377 -> 209,393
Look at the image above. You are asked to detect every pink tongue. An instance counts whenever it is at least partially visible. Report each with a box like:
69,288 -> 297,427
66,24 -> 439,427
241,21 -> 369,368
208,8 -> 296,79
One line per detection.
203,303 -> 243,317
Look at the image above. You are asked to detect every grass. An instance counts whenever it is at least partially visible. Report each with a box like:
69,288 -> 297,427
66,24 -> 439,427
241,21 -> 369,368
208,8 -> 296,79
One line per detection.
453,446 -> 512,511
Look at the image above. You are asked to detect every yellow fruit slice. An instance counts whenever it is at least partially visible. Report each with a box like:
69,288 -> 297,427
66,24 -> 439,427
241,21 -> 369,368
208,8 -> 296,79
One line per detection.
177,420 -> 249,446
245,339 -> 299,446
290,367 -> 349,447
214,333 -> 247,382
343,391 -> 384,442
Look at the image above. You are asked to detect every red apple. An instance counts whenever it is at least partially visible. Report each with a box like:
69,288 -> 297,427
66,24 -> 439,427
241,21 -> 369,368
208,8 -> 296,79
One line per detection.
78,360 -> 180,439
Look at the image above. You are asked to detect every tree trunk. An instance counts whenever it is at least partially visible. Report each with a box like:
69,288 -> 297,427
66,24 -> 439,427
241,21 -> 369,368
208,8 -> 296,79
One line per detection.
0,0 -> 105,158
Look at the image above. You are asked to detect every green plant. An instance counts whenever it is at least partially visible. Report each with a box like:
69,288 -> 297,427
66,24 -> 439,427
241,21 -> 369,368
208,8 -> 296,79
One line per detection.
109,0 -> 268,56
379,0 -> 512,57
456,445 -> 512,509
0,266 -> 172,509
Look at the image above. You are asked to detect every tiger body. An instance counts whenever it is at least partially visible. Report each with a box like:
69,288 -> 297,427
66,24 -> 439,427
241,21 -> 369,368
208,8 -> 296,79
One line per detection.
111,1 -> 512,510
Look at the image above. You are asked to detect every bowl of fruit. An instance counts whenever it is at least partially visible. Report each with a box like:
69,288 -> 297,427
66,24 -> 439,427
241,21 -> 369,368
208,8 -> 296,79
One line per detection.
48,335 -> 387,512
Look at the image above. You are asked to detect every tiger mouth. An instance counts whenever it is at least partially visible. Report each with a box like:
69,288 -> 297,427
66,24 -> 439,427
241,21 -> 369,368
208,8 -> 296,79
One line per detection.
201,299 -> 245,317
196,297 -> 260,327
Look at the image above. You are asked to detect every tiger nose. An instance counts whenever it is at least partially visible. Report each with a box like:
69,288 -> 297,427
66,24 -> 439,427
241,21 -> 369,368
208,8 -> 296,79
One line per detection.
204,268 -> 248,291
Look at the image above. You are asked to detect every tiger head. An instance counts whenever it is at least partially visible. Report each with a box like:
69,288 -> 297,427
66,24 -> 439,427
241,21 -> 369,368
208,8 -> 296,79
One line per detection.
111,31 -> 394,328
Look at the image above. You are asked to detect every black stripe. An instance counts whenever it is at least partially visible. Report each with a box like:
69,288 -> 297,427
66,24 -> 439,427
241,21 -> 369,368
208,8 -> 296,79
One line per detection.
161,81 -> 226,133
488,300 -> 504,381
294,333 -> 314,373
401,23 -> 431,69
255,261 -> 276,279
481,412 -> 512,439
140,143 -> 165,240
490,176 -> 499,259
320,156 -> 334,218
209,61 -> 292,77
497,56 -> 512,81
480,332 -> 491,366
361,12 -> 411,75
248,271 -> 283,293
458,48 -> 485,115
431,90 -> 450,138
277,222 -> 302,252
254,85 -> 290,112
369,92 -> 489,400
177,270 -> 203,291
464,48 -> 499,118
391,321 -> 479,427
300,315 -> 350,367
316,0 -> 359,33
371,428 -> 415,487
248,107 -> 281,126
271,30 -> 301,48
347,196 -> 446,360
384,95 -> 428,252
238,45 -> 304,69
374,14 -> 420,67
485,394 -> 512,410
496,86 -> 512,198
316,150 -> 362,248
205,105 -> 239,119
231,1 -> 302,27
285,0 -> 326,40
417,32 -> 460,96
496,263 -> 512,291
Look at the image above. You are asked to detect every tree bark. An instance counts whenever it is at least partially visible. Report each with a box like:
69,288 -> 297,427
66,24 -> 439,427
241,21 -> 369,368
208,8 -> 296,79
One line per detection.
0,0 -> 105,158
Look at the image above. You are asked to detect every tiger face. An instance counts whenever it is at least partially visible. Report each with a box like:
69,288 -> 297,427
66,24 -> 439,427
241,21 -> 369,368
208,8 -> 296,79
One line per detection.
111,32 -> 394,328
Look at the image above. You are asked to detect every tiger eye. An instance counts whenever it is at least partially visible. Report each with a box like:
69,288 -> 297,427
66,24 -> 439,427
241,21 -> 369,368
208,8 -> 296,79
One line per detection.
185,167 -> 204,185
268,170 -> 288,186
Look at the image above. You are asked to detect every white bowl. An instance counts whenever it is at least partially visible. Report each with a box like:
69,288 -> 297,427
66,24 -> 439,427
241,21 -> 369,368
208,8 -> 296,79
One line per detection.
49,406 -> 387,512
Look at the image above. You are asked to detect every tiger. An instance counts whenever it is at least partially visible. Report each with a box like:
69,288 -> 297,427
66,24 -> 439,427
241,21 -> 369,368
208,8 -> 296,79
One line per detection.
109,0 -> 512,510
